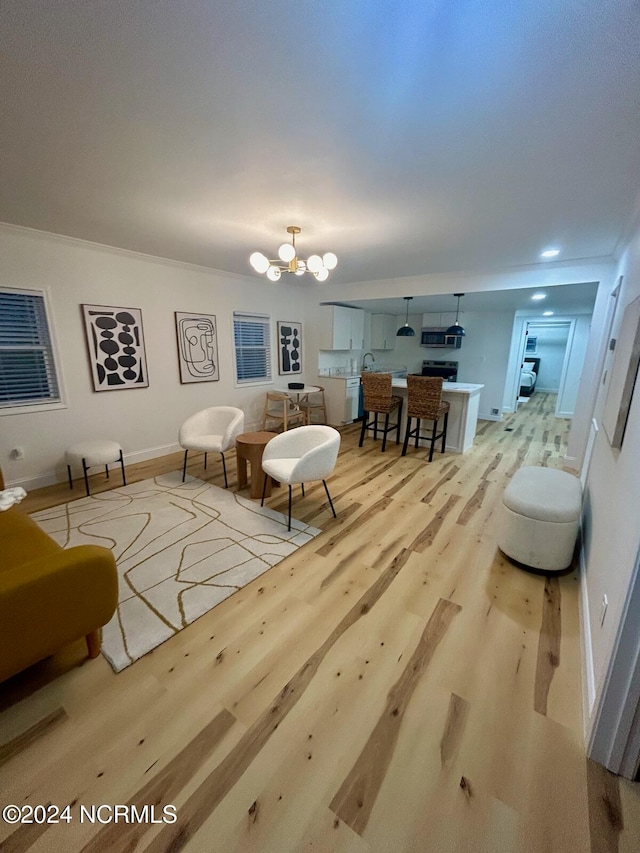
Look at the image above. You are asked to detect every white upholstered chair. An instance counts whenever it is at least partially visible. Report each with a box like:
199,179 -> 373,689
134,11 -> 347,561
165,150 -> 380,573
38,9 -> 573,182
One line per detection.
260,425 -> 341,530
179,406 -> 244,487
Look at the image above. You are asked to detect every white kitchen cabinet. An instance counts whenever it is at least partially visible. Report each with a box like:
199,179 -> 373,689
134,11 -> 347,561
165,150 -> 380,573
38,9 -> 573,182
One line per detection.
319,305 -> 365,350
421,312 -> 459,328
319,376 -> 362,425
371,313 -> 397,350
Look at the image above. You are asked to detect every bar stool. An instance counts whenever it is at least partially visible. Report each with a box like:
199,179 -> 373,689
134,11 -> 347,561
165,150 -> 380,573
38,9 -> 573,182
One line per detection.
262,392 -> 307,432
402,375 -> 449,461
359,373 -> 403,452
299,386 -> 328,424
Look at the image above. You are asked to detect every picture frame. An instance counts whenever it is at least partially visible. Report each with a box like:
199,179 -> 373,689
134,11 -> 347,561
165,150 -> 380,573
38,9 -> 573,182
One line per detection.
277,320 -> 302,375
82,304 -> 149,391
602,293 -> 640,449
175,312 -> 220,383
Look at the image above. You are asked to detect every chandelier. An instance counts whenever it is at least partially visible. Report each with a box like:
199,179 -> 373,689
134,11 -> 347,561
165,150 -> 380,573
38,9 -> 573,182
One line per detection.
249,226 -> 337,282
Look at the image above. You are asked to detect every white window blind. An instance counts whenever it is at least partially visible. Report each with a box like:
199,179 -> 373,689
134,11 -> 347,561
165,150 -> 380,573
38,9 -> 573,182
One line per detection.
233,312 -> 271,384
0,289 -> 61,408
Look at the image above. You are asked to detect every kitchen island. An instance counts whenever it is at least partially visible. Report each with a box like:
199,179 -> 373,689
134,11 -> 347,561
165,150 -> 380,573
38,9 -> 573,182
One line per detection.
392,378 -> 484,454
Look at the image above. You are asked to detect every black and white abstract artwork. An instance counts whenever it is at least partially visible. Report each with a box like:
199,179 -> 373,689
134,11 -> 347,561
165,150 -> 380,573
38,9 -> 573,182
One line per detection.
277,320 -> 302,375
175,312 -> 220,383
82,304 -> 149,391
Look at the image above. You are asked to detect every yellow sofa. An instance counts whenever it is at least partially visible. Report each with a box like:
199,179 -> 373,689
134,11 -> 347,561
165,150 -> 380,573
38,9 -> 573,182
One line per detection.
0,469 -> 118,682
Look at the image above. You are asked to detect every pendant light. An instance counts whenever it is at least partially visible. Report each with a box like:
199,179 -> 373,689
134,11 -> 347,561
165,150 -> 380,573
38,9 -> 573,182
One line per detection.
445,293 -> 466,337
396,296 -> 415,337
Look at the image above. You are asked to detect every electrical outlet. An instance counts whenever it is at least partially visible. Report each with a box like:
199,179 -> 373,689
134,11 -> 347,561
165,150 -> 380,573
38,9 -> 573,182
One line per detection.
491,408 -> 499,415
600,595 -> 608,626
10,447 -> 24,460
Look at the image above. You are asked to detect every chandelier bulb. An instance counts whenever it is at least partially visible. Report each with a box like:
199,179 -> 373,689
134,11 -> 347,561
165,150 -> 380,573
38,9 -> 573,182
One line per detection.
323,252 -> 337,270
266,265 -> 281,281
315,267 -> 329,282
278,242 -> 295,262
249,251 -> 269,274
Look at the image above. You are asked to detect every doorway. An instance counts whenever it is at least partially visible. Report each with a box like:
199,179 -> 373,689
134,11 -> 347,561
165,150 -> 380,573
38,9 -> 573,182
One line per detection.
510,319 -> 577,417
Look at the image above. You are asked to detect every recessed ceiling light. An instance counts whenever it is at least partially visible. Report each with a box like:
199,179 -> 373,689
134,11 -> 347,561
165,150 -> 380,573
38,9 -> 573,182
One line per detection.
531,293 -> 546,301
543,311 -> 554,316
541,249 -> 560,258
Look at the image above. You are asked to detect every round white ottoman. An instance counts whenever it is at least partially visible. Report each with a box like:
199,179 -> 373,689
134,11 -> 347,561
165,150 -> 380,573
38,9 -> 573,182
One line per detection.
65,440 -> 126,496
498,466 -> 582,572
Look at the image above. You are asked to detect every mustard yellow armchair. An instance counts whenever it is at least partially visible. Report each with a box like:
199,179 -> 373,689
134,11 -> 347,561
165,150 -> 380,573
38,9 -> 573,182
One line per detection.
0,470 -> 118,682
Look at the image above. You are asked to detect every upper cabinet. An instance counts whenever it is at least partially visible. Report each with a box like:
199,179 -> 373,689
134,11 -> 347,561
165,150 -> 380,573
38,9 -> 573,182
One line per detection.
371,313 -> 397,350
319,305 -> 365,350
422,312 -> 458,328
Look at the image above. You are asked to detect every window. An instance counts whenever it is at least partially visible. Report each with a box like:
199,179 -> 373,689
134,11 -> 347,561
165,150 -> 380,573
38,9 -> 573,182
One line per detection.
233,312 -> 272,384
0,288 -> 62,411
526,335 -> 538,353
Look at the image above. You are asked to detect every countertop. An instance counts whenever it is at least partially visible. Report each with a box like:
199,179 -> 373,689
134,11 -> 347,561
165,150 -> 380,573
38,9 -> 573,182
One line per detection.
392,378 -> 484,394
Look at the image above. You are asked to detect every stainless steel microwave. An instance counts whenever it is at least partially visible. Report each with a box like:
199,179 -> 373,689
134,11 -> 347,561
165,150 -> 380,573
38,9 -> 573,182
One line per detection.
420,328 -> 462,348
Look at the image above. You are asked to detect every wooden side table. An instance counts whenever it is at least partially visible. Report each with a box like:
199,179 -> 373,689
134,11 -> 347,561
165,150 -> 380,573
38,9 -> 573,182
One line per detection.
236,431 -> 280,499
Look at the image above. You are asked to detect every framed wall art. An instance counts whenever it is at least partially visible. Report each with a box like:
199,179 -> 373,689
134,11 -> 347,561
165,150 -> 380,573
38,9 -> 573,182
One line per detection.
82,304 -> 149,391
277,320 -> 302,375
175,312 -> 220,383
602,293 -> 640,449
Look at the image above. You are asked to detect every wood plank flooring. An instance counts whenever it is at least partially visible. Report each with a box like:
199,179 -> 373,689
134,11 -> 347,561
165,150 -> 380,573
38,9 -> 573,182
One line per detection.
1,393 -> 640,852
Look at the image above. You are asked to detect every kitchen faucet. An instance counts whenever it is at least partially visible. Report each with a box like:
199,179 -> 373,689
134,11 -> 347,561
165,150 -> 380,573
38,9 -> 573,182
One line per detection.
362,352 -> 375,371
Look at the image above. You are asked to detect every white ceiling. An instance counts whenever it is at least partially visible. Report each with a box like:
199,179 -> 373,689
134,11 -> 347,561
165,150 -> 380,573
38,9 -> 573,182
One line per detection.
2,1 -> 640,285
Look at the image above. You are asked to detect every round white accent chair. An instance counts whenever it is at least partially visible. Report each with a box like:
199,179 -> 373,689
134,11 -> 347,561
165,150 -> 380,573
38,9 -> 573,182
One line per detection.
260,425 -> 341,531
66,440 -> 126,497
179,406 -> 244,488
498,466 -> 582,572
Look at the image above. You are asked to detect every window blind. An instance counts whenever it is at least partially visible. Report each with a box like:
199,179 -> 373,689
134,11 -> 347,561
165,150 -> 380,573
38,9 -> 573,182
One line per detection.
233,312 -> 271,383
0,289 -> 61,408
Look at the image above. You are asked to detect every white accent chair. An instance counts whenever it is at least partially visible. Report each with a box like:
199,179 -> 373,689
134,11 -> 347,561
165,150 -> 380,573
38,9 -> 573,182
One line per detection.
497,466 -> 582,572
260,425 -> 341,530
179,406 -> 244,488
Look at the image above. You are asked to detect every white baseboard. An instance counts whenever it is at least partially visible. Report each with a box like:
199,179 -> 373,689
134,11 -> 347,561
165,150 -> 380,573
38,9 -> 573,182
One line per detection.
478,413 -> 503,422
578,535 -> 597,742
6,442 -> 183,491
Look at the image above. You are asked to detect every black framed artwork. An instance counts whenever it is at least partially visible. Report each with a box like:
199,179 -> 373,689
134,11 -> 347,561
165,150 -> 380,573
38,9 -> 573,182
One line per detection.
277,320 -> 302,375
175,312 -> 220,383
82,304 -> 149,391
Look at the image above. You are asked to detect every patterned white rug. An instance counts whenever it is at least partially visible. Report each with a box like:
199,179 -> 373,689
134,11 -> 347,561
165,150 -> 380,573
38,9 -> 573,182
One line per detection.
32,472 -> 320,672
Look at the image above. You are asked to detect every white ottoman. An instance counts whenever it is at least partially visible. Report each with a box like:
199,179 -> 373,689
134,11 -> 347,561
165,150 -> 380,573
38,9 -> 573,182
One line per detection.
498,466 -> 582,572
66,440 -> 126,496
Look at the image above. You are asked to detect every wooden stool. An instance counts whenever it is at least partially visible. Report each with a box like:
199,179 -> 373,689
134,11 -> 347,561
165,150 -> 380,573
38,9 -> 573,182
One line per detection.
236,431 -> 280,499
65,440 -> 126,497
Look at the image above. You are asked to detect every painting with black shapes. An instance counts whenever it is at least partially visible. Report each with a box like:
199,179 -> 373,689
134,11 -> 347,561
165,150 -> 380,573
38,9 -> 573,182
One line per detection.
277,320 -> 302,375
175,312 -> 220,383
82,304 -> 149,391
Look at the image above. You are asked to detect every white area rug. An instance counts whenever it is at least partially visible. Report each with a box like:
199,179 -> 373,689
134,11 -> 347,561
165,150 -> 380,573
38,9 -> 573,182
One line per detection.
32,472 -> 320,672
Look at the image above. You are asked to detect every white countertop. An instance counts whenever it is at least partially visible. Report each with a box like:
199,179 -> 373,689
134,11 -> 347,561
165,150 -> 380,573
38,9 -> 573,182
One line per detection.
392,378 -> 484,394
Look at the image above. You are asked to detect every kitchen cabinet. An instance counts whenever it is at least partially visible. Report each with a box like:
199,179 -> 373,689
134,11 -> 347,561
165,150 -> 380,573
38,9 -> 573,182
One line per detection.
318,376 -> 362,425
319,305 -> 365,350
371,313 -> 397,350
422,312 -> 458,328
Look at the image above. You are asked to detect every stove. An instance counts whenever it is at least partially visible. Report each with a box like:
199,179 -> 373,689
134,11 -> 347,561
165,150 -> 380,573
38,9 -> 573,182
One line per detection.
421,360 -> 458,382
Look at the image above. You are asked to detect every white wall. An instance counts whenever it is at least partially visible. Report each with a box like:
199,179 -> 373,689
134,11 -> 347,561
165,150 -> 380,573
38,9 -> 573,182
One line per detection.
0,225 -> 312,488
581,223 -> 640,734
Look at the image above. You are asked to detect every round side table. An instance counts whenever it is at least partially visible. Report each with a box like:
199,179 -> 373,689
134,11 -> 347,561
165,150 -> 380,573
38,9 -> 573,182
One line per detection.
235,431 -> 280,499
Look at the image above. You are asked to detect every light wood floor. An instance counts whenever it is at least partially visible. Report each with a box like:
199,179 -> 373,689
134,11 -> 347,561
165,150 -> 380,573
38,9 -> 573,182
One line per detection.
2,393 -> 640,852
